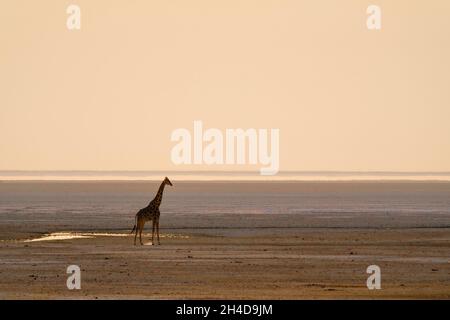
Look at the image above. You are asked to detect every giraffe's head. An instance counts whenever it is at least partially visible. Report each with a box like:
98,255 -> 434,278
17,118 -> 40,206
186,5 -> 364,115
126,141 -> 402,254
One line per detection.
164,176 -> 173,186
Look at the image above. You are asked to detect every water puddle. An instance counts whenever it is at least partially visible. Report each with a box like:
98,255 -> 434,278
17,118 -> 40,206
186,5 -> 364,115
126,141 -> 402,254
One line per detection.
22,232 -> 188,242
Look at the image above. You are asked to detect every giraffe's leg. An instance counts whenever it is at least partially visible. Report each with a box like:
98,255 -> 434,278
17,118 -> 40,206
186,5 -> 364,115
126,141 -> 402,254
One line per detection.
156,218 -> 161,245
151,220 -> 156,245
134,217 -> 140,245
139,220 -> 144,245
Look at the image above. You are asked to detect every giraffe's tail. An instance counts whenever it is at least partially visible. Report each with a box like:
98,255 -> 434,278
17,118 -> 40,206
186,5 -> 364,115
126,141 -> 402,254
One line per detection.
130,215 -> 137,233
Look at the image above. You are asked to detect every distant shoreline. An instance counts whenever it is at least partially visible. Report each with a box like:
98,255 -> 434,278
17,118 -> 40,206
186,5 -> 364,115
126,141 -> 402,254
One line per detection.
2,179 -> 450,182
1,170 -> 450,181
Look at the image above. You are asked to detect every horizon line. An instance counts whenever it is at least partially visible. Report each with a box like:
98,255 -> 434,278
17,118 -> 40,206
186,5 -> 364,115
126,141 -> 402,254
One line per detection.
1,170 -> 450,182
1,170 -> 450,175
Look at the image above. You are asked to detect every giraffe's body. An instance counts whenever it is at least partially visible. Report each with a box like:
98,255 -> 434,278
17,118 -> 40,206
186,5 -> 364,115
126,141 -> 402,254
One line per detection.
132,177 -> 173,245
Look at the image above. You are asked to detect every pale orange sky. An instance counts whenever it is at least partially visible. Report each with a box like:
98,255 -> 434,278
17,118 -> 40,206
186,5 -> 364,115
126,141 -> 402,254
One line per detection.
1,0 -> 449,172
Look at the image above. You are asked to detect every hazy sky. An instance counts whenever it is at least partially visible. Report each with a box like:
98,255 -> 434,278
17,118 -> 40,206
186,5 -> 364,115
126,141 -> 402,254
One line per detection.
1,1 -> 449,172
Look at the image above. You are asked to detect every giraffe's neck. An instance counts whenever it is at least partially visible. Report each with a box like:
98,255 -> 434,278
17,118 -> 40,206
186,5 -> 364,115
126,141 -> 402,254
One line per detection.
150,181 -> 166,207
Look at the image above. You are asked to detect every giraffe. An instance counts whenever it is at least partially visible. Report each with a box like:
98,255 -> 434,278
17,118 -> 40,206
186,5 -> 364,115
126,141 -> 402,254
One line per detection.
131,177 -> 173,245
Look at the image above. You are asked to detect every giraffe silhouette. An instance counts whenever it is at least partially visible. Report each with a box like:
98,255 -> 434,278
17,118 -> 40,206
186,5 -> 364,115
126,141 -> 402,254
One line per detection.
131,177 -> 173,245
